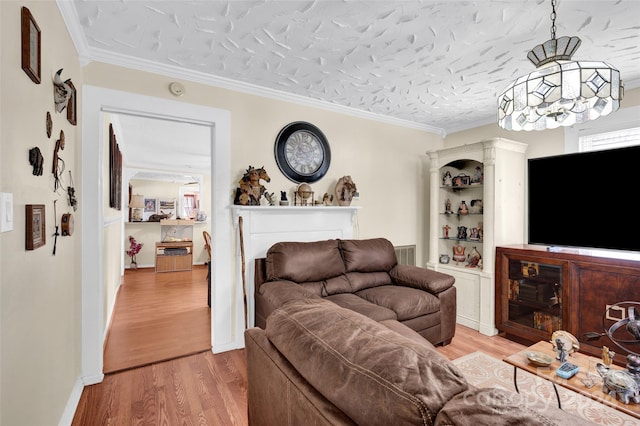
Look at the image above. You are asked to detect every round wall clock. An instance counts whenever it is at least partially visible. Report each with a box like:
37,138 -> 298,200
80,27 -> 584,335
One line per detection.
274,122 -> 331,183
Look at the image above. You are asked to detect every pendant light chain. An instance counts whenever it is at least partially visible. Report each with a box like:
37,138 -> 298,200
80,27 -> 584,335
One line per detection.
550,0 -> 557,40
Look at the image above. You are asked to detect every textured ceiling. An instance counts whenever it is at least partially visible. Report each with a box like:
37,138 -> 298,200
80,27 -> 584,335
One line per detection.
63,0 -> 640,135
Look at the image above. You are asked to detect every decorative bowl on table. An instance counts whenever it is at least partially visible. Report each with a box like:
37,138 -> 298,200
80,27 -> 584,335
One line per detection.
525,351 -> 554,367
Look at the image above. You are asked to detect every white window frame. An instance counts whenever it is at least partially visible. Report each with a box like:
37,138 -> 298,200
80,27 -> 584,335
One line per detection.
564,104 -> 640,153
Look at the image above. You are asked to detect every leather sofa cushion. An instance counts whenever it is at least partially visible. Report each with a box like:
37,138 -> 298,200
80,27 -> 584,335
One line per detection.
340,238 -> 397,273
325,293 -> 397,322
344,271 -> 392,292
266,298 -> 468,426
266,239 -> 345,283
357,285 -> 441,321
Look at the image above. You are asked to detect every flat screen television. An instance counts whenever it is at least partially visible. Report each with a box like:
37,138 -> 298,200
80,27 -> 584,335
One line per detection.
528,144 -> 640,252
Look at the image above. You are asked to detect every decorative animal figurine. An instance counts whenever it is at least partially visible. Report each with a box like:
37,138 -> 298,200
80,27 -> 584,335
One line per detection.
234,166 -> 271,205
53,69 -> 72,113
322,193 -> 333,206
335,176 -> 357,206
596,363 -> 640,404
29,147 -> 44,176
264,192 -> 275,206
148,212 -> 174,222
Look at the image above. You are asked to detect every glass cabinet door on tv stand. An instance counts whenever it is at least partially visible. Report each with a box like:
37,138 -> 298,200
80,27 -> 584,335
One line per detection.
495,248 -> 569,342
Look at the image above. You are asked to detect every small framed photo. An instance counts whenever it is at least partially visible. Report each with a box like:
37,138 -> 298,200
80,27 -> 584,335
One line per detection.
143,197 -> 158,221
26,204 -> 45,250
66,81 -> 77,125
21,7 -> 41,84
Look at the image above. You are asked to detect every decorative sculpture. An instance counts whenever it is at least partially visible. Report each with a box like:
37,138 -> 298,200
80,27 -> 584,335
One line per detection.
53,69 -> 72,113
234,166 -> 271,205
335,175 -> 357,206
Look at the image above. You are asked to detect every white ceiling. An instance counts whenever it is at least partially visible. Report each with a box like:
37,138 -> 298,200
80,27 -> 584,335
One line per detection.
60,0 -> 640,171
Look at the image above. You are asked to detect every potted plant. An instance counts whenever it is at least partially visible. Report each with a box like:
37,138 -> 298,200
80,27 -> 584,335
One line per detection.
126,235 -> 143,269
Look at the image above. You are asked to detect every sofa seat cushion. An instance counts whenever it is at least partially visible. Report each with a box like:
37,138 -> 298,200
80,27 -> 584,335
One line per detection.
266,298 -> 468,426
324,293 -> 397,322
266,239 -> 345,283
356,285 -> 441,321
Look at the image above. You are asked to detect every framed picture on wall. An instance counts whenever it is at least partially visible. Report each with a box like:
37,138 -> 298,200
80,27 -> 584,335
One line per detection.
143,197 -> 157,221
66,81 -> 77,125
159,198 -> 176,218
21,7 -> 41,84
25,204 -> 45,250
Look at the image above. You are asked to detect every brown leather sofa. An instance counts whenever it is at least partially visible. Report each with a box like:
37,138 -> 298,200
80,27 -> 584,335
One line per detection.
245,298 -> 589,426
254,238 -> 456,346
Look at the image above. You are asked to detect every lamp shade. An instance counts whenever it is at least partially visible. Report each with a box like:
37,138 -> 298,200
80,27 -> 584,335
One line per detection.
128,194 -> 145,209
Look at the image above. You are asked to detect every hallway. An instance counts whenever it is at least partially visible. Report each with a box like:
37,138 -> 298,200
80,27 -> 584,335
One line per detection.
103,265 -> 211,373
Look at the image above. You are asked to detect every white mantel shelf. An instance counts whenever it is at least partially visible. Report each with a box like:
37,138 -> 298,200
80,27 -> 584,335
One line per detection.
230,205 -> 360,330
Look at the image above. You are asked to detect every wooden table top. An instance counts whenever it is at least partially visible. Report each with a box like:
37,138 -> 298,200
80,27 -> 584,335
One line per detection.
504,341 -> 640,419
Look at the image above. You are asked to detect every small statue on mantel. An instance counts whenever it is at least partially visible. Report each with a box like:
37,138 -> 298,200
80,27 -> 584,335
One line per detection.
335,176 -> 357,206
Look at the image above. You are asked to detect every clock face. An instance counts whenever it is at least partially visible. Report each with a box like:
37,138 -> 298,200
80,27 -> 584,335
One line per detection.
275,122 -> 330,183
284,130 -> 324,175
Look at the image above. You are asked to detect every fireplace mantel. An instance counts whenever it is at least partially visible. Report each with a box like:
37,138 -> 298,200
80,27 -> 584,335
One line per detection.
230,205 -> 360,329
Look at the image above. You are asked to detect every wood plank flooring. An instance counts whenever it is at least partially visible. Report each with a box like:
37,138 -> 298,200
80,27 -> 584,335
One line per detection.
74,266 -> 526,425
103,265 -> 211,373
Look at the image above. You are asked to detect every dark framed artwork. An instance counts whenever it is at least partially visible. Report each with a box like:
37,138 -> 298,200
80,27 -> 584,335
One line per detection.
109,124 -> 122,210
21,7 -> 41,84
66,81 -> 77,125
26,204 -> 45,250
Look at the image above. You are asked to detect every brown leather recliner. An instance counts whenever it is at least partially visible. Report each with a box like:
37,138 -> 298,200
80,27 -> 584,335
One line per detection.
254,237 -> 457,346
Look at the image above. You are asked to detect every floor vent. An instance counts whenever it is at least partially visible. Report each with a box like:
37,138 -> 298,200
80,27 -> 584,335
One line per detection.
394,245 -> 416,266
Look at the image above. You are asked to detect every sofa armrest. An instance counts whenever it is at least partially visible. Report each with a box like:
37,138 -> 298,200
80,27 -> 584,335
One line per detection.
389,264 -> 455,294
259,280 -> 320,308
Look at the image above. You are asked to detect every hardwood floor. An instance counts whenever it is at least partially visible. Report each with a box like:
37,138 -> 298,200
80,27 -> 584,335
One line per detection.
74,267 -> 526,425
103,265 -> 211,373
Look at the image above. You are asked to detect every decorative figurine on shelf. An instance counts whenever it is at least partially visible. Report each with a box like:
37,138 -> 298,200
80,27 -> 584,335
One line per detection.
458,201 -> 468,215
468,227 -> 480,241
555,338 -> 568,363
452,244 -> 466,263
264,192 -> 276,206
457,226 -> 467,240
335,175 -> 357,206
322,193 -> 334,206
602,346 -> 615,367
445,198 -> 453,214
279,191 -> 289,206
471,165 -> 483,185
442,170 -> 452,187
466,246 -> 481,268
439,254 -> 450,264
126,235 -> 143,270
470,199 -> 483,213
234,165 -> 271,205
443,224 -> 451,238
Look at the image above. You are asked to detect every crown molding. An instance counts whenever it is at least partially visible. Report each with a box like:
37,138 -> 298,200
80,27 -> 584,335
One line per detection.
56,1 -> 446,138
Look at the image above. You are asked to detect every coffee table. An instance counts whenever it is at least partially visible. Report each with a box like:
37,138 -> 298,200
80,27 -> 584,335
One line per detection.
504,341 -> 640,419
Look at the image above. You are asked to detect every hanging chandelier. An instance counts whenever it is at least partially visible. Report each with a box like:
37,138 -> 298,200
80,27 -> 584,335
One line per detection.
497,0 -> 624,131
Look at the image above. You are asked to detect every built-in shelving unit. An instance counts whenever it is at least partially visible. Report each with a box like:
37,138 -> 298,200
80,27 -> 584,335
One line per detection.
428,138 -> 527,335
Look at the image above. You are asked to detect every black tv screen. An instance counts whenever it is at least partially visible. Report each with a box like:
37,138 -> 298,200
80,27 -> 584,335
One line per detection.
528,145 -> 640,252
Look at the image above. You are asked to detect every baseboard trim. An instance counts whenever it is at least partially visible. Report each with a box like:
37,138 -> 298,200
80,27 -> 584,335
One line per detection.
58,377 -> 84,426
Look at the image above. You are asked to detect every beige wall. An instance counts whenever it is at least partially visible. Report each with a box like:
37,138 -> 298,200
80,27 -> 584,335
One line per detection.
83,62 -> 444,264
0,1 -> 82,425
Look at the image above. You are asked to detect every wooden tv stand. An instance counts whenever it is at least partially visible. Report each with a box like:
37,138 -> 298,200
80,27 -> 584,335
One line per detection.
495,244 -> 640,366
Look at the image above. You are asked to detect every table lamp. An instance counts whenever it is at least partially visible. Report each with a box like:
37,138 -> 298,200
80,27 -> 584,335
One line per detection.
129,194 -> 144,222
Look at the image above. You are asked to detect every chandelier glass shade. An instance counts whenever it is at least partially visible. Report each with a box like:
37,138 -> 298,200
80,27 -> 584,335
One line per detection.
497,4 -> 624,131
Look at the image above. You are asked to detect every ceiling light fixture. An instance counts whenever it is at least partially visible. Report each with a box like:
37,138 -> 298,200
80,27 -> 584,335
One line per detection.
497,0 -> 624,131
